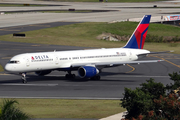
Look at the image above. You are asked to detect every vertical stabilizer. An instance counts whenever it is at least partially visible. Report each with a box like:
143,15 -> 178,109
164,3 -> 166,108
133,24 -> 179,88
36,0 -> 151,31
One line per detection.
123,15 -> 151,49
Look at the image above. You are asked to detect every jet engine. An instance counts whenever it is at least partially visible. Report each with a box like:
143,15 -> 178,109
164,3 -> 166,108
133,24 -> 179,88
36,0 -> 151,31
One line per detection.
35,70 -> 52,76
78,66 -> 99,78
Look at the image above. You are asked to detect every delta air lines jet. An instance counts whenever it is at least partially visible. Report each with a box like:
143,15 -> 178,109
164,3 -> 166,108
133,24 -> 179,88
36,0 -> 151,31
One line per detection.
5,15 -> 162,83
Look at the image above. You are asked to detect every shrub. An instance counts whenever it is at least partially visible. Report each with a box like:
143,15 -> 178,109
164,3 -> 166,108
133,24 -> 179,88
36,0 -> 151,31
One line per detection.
166,72 -> 180,92
121,87 -> 153,119
121,72 -> 180,120
121,78 -> 165,119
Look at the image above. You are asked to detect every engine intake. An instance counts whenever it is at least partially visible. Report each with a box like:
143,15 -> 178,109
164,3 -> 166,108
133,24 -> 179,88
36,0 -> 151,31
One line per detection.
78,66 -> 99,78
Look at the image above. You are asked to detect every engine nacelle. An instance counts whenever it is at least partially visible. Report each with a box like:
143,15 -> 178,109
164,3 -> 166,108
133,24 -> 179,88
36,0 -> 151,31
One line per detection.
35,70 -> 52,76
78,66 -> 99,78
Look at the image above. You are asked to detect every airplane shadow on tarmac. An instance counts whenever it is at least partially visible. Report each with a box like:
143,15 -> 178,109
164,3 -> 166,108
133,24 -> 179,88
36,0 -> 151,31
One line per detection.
0,71 -> 142,84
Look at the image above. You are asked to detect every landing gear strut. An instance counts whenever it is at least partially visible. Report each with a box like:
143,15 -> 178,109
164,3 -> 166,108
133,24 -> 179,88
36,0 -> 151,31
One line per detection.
65,71 -> 75,79
21,73 -> 27,83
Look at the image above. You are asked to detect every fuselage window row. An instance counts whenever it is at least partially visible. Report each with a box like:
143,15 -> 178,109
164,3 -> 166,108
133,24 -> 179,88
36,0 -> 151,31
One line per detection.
60,58 -> 68,60
59,53 -> 127,61
31,59 -> 53,62
80,54 -> 126,59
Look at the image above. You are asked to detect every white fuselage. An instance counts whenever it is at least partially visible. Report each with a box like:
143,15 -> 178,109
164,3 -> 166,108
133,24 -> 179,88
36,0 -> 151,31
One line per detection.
5,48 -> 150,73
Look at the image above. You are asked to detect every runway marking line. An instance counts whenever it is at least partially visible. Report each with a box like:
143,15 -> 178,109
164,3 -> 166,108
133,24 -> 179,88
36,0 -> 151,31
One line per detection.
126,54 -> 180,73
0,83 -> 58,86
126,64 -> 135,73
3,49 -> 21,50
0,29 -> 20,31
106,75 -> 169,78
165,58 -> 180,59
150,55 -> 180,69
0,73 -> 10,75
1,57 -> 12,59
31,45 -> 40,46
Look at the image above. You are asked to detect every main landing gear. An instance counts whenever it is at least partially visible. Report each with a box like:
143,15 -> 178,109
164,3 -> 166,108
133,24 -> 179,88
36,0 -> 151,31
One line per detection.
65,71 -> 76,79
90,75 -> 101,80
21,73 -> 27,84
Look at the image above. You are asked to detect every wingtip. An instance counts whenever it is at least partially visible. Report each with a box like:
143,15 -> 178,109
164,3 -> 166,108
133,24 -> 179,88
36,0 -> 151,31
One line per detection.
158,60 -> 164,62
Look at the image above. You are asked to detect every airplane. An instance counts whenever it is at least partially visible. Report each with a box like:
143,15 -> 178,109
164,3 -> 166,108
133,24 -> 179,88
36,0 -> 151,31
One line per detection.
5,15 -> 163,83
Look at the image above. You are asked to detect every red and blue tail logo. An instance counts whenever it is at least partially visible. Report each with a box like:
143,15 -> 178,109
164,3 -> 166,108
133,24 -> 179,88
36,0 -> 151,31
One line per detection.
123,15 -> 151,49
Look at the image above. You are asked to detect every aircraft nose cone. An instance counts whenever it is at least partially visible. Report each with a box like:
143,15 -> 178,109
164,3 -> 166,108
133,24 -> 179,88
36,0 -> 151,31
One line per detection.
5,64 -> 12,72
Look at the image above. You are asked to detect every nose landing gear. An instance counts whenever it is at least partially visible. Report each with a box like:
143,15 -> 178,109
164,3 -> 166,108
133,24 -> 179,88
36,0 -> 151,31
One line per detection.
21,73 -> 27,83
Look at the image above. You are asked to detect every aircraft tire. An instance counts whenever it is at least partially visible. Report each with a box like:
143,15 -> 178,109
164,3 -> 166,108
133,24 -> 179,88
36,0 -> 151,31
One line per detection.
96,75 -> 101,80
90,75 -> 100,80
72,74 -> 76,79
65,74 -> 70,79
22,80 -> 27,84
65,74 -> 75,79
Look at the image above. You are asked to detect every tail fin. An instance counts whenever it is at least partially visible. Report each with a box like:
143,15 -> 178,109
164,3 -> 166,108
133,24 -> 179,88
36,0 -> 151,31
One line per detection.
123,15 -> 151,49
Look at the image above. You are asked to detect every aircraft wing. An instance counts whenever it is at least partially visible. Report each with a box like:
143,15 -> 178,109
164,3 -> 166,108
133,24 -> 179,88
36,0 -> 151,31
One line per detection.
71,60 -> 163,68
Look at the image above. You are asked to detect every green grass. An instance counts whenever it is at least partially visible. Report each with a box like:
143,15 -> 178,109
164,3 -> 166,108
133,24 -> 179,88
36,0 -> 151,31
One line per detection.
0,99 -> 125,119
40,0 -> 166,2
0,65 -> 4,72
0,22 -> 180,53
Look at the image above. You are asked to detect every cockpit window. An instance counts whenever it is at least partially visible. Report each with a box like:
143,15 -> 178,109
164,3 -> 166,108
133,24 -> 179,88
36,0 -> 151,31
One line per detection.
9,61 -> 20,64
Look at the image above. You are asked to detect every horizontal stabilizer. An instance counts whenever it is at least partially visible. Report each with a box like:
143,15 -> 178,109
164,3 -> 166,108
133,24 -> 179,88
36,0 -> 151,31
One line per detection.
137,50 -> 174,57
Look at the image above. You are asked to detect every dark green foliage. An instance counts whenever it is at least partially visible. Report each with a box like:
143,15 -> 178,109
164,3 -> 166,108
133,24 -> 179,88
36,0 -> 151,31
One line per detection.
166,72 -> 180,92
141,94 -> 180,120
121,88 -> 153,118
154,94 -> 180,120
122,93 -> 180,120
121,73 -> 180,120
172,35 -> 179,43
121,78 -> 166,119
140,78 -> 166,99
146,34 -> 162,43
146,34 -> 180,43
0,99 -> 31,120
